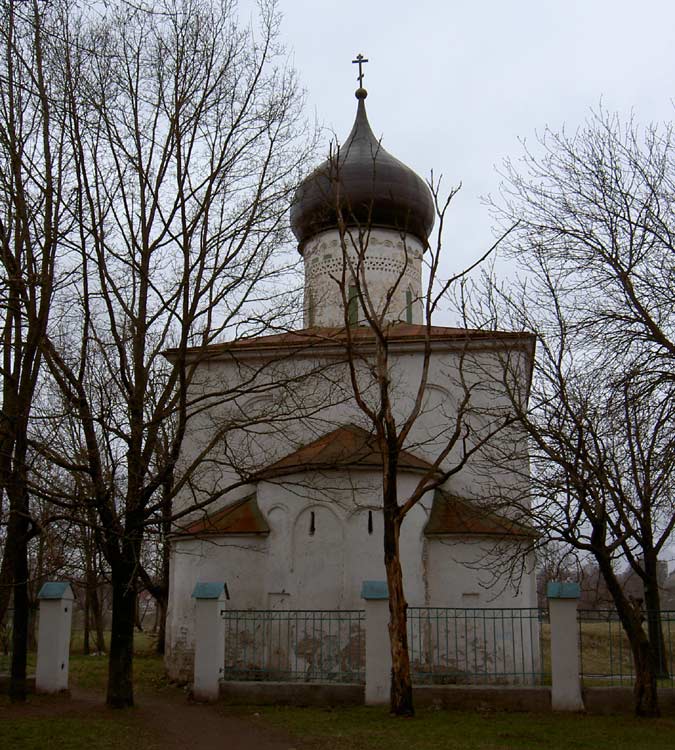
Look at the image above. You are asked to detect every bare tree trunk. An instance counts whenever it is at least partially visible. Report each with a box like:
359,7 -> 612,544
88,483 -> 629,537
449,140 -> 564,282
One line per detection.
106,561 -> 137,708
384,509 -> 414,716
83,516 -> 106,653
134,596 -> 144,633
155,477 -> 172,655
642,551 -> 668,678
596,550 -> 659,717
0,534 -> 15,626
83,586 -> 91,656
630,626 -> 659,718
154,596 -> 167,655
91,585 -> 106,654
7,484 -> 30,703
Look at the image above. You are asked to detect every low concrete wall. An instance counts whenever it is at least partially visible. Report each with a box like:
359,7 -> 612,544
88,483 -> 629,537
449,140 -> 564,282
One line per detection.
217,681 -> 675,715
414,685 -> 551,713
583,687 -> 675,715
219,681 -> 364,706
218,681 -> 550,712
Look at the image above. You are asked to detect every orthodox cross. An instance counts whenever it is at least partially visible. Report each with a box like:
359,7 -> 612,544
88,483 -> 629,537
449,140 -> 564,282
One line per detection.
352,53 -> 368,87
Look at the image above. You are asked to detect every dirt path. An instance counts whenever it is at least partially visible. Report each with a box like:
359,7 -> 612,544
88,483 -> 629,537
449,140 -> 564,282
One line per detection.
2,686 -> 301,750
131,688 -> 299,750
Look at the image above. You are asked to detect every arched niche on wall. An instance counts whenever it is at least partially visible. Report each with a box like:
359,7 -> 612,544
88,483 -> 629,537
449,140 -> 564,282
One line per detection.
398,501 -> 429,606
422,383 -> 452,411
265,503 -> 290,595
345,507 -> 385,591
290,504 -> 345,608
240,393 -> 275,417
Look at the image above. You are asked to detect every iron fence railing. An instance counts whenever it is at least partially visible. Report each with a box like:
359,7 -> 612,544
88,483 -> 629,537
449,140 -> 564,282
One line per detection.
578,609 -> 675,687
407,607 -> 548,685
222,609 -> 365,683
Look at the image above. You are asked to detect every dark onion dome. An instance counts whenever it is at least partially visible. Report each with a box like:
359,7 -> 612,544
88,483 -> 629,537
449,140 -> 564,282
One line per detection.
290,88 -> 435,251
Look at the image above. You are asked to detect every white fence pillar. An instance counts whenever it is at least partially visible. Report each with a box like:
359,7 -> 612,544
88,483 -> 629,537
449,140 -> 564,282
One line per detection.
35,582 -> 74,694
192,582 -> 227,702
547,581 -> 584,711
361,580 -> 391,705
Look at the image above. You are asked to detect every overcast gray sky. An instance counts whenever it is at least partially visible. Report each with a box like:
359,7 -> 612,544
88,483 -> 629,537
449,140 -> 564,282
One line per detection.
261,0 -> 674,290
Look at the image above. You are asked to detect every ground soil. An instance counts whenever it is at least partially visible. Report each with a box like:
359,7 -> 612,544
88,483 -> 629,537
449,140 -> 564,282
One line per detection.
0,685 -> 302,750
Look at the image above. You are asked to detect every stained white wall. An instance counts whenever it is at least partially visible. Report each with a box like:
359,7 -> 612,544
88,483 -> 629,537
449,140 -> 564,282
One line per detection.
172,341 -> 533,523
165,466 -> 532,680
166,330 -> 536,680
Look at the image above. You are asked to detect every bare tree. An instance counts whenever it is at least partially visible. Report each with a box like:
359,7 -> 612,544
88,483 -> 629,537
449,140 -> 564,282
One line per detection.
0,0 -> 75,702
460,110 -> 675,716
29,0 -> 312,708
158,81 -> 535,716
328,186 -> 529,715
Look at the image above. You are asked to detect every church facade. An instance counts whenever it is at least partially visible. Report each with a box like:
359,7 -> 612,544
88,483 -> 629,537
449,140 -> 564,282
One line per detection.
164,81 -> 537,683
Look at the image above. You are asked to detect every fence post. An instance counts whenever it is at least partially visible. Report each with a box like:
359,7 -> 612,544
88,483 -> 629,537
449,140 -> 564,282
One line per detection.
547,581 -> 584,711
191,582 -> 228,701
361,580 -> 390,705
35,582 -> 74,694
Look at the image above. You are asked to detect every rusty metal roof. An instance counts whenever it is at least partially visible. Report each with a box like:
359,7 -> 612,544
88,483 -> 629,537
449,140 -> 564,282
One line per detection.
179,494 -> 270,536
257,424 -> 439,479
423,489 -> 535,538
165,324 -> 534,360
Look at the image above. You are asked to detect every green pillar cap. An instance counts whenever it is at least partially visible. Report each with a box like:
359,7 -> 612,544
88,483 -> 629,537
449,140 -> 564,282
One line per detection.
38,582 -> 73,600
361,580 -> 388,600
546,581 -> 580,599
192,582 -> 229,600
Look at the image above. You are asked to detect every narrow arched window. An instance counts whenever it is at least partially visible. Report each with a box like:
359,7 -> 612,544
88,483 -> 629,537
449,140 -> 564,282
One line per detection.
405,287 -> 413,324
307,290 -> 315,327
309,511 -> 316,536
368,510 -> 373,535
348,285 -> 358,326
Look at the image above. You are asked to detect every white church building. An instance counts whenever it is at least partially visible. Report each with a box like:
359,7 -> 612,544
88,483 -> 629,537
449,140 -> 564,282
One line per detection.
164,79 -> 538,683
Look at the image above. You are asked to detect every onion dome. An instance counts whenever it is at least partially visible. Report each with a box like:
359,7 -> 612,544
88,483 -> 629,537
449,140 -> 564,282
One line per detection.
290,88 -> 435,250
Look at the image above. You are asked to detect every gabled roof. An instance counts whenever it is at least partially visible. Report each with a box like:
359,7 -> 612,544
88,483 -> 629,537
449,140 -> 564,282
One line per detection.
179,494 -> 270,537
423,489 -> 535,538
256,424 -> 439,479
165,324 -> 535,360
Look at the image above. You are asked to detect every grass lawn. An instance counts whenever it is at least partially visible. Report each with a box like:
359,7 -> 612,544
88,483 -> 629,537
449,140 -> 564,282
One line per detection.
251,704 -> 675,750
0,710 -> 158,750
0,633 -> 165,750
3,633 -> 675,750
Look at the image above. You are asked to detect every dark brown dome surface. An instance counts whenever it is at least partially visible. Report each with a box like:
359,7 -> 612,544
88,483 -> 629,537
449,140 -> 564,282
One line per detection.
290,89 -> 435,250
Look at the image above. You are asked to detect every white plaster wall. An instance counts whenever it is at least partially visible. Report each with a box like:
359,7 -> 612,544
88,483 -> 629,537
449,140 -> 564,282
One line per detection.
165,535 -> 267,680
421,540 -> 540,683
260,473 -> 430,609
426,539 -> 537,608
166,470 -> 435,678
303,228 -> 424,327
173,338 -> 532,524
166,334 -> 537,679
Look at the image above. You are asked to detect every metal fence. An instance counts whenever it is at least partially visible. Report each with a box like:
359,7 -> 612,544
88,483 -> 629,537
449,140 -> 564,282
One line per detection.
407,607 -> 547,685
578,609 -> 675,687
222,609 -> 365,683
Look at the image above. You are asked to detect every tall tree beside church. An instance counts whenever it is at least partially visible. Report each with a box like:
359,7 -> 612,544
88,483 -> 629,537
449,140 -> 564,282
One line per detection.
335,214 -> 522,717
0,0 -> 73,702
35,0 -> 311,708
460,111 -> 675,716
290,78 -> 526,716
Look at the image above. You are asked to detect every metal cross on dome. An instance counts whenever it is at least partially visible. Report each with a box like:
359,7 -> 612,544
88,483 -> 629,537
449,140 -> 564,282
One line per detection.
352,53 -> 368,87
